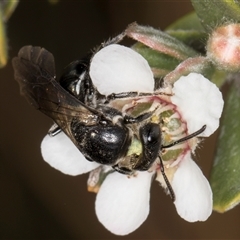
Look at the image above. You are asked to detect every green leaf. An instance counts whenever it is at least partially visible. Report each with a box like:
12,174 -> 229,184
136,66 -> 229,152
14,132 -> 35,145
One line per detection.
0,0 -> 19,68
126,23 -> 198,61
210,69 -> 227,88
191,0 -> 240,32
132,42 -> 181,78
0,6 -> 7,68
0,0 -> 19,22
166,11 -> 204,31
165,12 -> 207,53
210,76 -> 240,212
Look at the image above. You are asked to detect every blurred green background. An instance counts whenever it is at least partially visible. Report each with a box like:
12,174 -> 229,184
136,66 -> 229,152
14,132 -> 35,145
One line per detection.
1,0 -> 240,239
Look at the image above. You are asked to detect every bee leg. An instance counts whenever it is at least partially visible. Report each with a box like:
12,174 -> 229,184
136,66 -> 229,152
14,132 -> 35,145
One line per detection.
105,91 -> 158,103
112,164 -> 133,175
124,104 -> 160,124
124,111 -> 153,124
104,91 -> 139,103
48,124 -> 62,137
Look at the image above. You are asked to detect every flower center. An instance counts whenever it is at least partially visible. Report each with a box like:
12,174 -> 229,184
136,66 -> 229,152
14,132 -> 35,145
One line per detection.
110,94 -> 192,166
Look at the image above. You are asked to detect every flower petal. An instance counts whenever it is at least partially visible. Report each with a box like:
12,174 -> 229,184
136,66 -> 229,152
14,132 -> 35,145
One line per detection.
41,132 -> 100,176
171,73 -> 224,137
90,44 -> 154,95
95,171 -> 153,235
172,152 -> 212,222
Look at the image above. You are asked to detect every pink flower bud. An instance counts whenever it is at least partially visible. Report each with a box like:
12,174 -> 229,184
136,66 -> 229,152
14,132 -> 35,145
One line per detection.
207,23 -> 240,72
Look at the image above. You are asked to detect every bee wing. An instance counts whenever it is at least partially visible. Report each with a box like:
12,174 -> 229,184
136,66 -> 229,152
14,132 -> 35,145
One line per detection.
12,46 -> 99,137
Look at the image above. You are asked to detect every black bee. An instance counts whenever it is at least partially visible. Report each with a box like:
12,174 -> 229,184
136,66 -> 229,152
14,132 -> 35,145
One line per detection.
12,33 -> 205,201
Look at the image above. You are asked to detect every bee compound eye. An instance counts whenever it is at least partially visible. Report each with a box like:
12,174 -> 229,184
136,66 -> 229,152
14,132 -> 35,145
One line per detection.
133,122 -> 161,171
140,122 -> 161,145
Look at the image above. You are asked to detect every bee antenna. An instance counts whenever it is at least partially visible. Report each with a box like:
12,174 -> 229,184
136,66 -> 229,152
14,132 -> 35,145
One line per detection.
158,154 -> 175,201
158,125 -> 206,201
162,125 -> 206,149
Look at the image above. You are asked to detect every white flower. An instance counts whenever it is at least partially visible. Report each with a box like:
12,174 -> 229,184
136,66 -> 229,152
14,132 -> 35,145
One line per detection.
171,73 -> 224,137
89,44 -> 154,95
41,131 -> 100,176
41,45 -> 224,235
171,152 -> 213,222
95,171 -> 154,235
